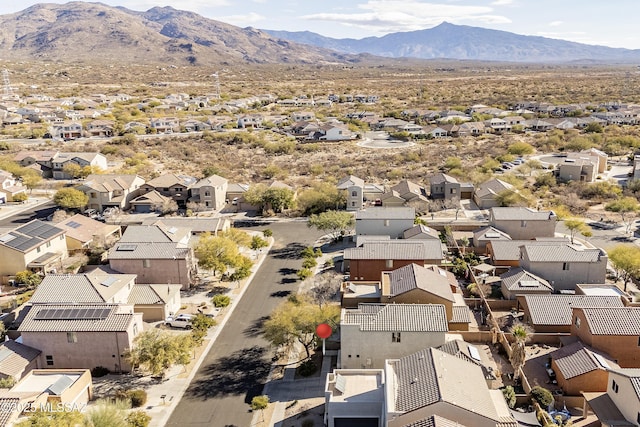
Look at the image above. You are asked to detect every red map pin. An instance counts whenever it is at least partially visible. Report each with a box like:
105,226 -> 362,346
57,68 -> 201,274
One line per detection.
315,323 -> 332,339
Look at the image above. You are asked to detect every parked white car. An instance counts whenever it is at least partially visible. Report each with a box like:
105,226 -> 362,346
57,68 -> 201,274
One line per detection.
165,314 -> 193,329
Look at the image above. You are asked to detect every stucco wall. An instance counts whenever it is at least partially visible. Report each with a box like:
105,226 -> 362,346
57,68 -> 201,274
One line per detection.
110,258 -> 193,289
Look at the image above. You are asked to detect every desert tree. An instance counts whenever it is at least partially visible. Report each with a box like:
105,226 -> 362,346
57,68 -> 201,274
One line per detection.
308,210 -> 355,241
608,244 -> 640,292
509,323 -> 532,381
563,218 -> 593,244
194,233 -> 243,276
605,196 -> 640,234
53,188 -> 89,210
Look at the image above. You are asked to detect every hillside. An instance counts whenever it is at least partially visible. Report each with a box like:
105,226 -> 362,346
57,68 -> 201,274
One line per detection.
264,22 -> 640,63
0,2 -> 356,66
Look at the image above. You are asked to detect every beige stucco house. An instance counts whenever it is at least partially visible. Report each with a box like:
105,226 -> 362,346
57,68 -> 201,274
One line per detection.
56,214 -> 121,252
488,207 -> 557,240
355,207 -> 415,239
139,173 -> 196,207
584,368 -> 640,426
189,174 -> 228,211
78,174 -> 145,211
340,304 -> 448,369
0,220 -> 67,281
0,170 -> 27,202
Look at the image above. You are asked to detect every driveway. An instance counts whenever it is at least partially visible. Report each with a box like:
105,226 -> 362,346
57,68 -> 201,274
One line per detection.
166,221 -> 323,427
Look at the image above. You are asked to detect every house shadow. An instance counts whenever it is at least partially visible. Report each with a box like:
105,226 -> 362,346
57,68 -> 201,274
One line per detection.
275,400 -> 324,427
185,345 -> 271,401
271,242 -> 307,260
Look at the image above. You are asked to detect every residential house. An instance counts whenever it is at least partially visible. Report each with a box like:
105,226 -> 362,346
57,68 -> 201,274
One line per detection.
0,220 -> 67,280
18,303 -> 143,372
571,307 -> 640,368
519,243 -> 607,291
14,151 -> 59,177
486,239 -> 568,267
340,304 -> 448,369
56,214 -> 121,252
139,173 -> 196,207
237,114 -> 263,129
108,224 -> 196,288
310,123 -> 354,141
488,207 -> 557,240
337,176 -> 365,211
291,111 -> 315,122
577,148 -> 608,174
182,119 -> 211,132
0,170 -> 27,202
85,120 -> 114,137
381,264 -> 469,331
583,368 -> 640,427
557,158 -> 597,183
499,267 -> 552,300
389,180 -> 428,204
189,174 -> 228,211
142,217 -> 231,236
78,174 -> 145,212
436,339 -> 499,388
518,295 -> 624,333
421,125 -> 449,138
0,340 -> 41,381
355,207 -> 415,239
324,369 -> 385,427
429,173 -> 470,200
129,190 -> 173,213
402,224 -> 440,240
385,347 -> 517,427
472,226 -> 511,253
149,117 -> 179,133
473,179 -> 517,210
379,190 -> 405,208
344,240 -> 444,281
51,122 -> 83,140
484,117 -> 510,133
550,340 -> 619,396
50,152 -> 108,179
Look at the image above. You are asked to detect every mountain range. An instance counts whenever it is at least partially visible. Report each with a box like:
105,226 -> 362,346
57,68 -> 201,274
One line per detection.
0,2 -> 639,65
264,22 -> 640,63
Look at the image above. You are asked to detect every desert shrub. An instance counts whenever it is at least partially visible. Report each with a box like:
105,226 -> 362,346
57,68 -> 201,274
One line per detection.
12,193 -> 28,202
297,268 -> 313,280
530,386 -> 554,407
502,386 -> 516,408
0,377 -> 16,388
262,229 -> 273,237
91,366 -> 110,377
212,295 -> 231,308
126,410 -> 151,427
128,389 -> 147,408
302,258 -> 317,269
297,360 -> 317,377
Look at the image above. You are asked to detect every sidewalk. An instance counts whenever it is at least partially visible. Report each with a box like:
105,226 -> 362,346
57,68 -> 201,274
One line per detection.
0,196 -> 51,222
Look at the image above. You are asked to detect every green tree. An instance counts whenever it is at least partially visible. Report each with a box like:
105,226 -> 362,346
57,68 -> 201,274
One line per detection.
443,156 -> 462,171
530,386 -> 554,407
605,196 -> 640,234
53,188 -> 88,210
608,245 -> 640,292
262,229 -> 273,237
12,193 -> 28,203
21,172 -> 42,193
62,162 -> 83,179
15,270 -> 42,286
221,228 -> 252,247
502,385 -> 516,409
308,210 -> 355,241
124,330 -> 194,377
585,122 -> 603,133
296,182 -> 345,215
15,410 -> 84,427
194,233 -> 242,276
263,187 -> 295,213
212,294 -> 231,307
563,219 -> 593,244
495,189 -> 528,207
243,183 -> 267,208
190,313 -> 216,345
263,295 -> 340,359
251,395 -> 269,422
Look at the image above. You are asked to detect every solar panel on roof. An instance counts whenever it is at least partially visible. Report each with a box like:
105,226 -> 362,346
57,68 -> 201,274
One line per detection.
117,244 -> 137,251
519,280 -> 540,288
66,221 -> 82,229
47,376 -> 74,395
468,345 -> 482,361
0,234 -> 15,243
34,307 -> 110,320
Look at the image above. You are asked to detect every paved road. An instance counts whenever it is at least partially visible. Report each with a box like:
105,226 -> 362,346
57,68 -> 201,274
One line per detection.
167,221 -> 323,427
0,200 -> 56,226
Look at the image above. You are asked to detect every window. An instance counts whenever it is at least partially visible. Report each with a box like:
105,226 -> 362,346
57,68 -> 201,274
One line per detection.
37,246 -> 41,253
574,317 -> 581,328
90,192 -> 97,198
392,332 -> 401,343
351,191 -> 357,197
386,260 -> 393,268
384,220 -> 390,227
67,332 -> 77,343
46,241 -> 51,248
351,201 -> 356,207
133,323 -> 138,335
450,188 -> 456,194
46,355 -> 54,366
204,191 -> 210,197
521,220 -> 527,227
143,259 -> 151,268
637,412 -> 640,424
563,263 -> 570,271
60,235 -> 64,241
612,379 -> 619,393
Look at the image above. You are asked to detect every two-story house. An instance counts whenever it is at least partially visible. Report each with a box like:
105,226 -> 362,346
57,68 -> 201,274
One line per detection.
489,207 -> 557,240
0,169 -> 27,202
584,369 -> 640,426
355,207 -> 415,239
428,173 -> 474,200
189,174 -> 228,211
50,152 -> 108,179
139,173 -> 197,207
340,304 -> 448,369
0,220 -> 67,280
78,174 -> 145,212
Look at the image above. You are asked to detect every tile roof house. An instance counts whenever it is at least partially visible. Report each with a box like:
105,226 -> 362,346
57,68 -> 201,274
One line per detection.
499,267 -> 553,300
324,369 -> 385,427
355,207 -> 415,239
488,207 -> 557,240
389,180 -> 429,204
473,179 -> 517,210
189,174 -> 228,211
18,303 -> 143,372
344,240 -> 444,281
385,347 -> 517,427
139,173 -> 196,206
129,190 -> 173,214
583,368 -> 640,427
520,243 -> 608,291
77,174 -> 145,212
14,151 -> 107,179
403,225 -> 440,240
340,304 -> 448,369
0,220 -> 68,278
518,295 -> 624,333
472,226 -> 511,253
142,217 -> 231,236
381,264 -> 469,331
571,307 -> 640,368
428,173 -> 473,200
0,341 -> 41,381
56,214 -> 121,252
486,238 -> 569,267
550,340 -> 619,396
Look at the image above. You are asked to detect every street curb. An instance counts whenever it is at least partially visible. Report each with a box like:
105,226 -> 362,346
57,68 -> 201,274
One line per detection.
152,235 -> 275,427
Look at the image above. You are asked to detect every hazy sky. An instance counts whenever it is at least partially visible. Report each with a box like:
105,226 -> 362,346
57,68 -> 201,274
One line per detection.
2,0 -> 639,49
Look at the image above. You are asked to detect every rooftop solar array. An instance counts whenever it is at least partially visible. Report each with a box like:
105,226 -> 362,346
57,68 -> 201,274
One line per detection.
17,221 -> 61,240
66,221 -> 82,229
34,307 -> 111,321
0,221 -> 63,252
117,244 -> 137,251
